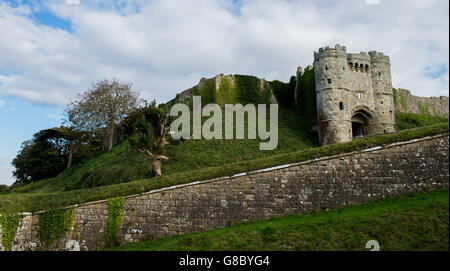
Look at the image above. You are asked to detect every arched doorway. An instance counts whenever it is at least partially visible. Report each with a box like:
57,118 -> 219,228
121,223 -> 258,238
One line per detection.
351,109 -> 372,139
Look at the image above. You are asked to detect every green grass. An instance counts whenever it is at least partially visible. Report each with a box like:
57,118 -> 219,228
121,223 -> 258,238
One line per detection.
396,112 -> 448,131
105,189 -> 449,251
11,111 -> 447,195
0,122 -> 448,213
9,108 -> 317,193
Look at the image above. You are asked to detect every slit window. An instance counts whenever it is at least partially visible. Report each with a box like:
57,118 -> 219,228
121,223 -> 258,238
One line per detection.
339,102 -> 344,110
325,65 -> 328,70
327,79 -> 332,84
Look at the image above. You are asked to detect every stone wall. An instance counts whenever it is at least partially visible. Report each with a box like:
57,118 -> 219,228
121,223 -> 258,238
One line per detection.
1,134 -> 448,251
395,88 -> 449,117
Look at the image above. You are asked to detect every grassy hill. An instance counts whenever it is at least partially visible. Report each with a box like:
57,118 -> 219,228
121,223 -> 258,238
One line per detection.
10,110 -> 448,195
105,189 -> 449,251
9,107 -> 318,194
0,121 -> 447,213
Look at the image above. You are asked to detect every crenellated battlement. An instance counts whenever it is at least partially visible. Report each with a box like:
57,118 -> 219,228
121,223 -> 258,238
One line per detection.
369,51 -> 390,63
314,44 -> 347,61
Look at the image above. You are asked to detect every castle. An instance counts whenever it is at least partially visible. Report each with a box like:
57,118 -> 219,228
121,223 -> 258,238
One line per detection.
313,45 -> 396,145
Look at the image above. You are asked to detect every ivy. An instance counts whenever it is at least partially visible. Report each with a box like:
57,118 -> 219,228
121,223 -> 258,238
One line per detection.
200,78 -> 217,105
38,207 -> 74,247
400,92 -> 408,110
432,106 -> 440,116
105,197 -> 125,247
0,212 -> 22,251
393,88 -> 399,107
296,67 -> 317,121
269,78 -> 295,108
234,74 -> 272,105
217,77 -> 237,106
417,102 -> 429,115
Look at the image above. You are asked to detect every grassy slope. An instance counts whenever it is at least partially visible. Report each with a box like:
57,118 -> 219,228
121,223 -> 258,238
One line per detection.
11,111 -> 448,194
0,122 -> 448,213
106,189 -> 449,251
10,108 -> 317,193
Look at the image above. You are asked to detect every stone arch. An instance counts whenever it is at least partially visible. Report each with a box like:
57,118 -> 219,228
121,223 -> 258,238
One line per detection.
350,106 -> 374,139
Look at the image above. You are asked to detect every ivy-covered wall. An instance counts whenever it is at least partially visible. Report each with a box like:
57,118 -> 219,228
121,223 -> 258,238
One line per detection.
234,74 -> 273,105
0,212 -> 21,251
177,74 -> 277,109
296,67 -> 317,121
268,77 -> 296,108
105,197 -> 125,247
394,88 -> 449,116
38,207 -> 74,248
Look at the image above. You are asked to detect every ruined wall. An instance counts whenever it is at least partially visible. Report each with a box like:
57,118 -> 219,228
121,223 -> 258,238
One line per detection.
395,88 -> 449,117
167,74 -> 277,107
1,134 -> 448,251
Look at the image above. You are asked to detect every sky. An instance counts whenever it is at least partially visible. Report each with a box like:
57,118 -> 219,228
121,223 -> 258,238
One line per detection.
0,0 -> 448,185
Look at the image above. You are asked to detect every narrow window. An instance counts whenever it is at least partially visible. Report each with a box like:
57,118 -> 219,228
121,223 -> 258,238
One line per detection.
327,79 -> 332,84
325,65 -> 328,70
378,71 -> 381,76
339,102 -> 344,110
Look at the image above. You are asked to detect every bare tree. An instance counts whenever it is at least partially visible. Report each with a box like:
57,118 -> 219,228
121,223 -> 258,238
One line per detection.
66,79 -> 142,151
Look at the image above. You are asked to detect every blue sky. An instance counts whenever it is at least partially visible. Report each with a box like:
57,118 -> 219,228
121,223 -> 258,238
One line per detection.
0,0 -> 448,185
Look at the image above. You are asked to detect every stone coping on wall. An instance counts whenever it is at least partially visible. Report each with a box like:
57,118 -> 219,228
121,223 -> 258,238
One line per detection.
18,133 -> 449,216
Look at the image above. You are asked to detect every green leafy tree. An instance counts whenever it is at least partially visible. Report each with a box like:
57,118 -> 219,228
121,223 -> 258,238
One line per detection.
12,129 -> 68,185
11,127 -> 102,185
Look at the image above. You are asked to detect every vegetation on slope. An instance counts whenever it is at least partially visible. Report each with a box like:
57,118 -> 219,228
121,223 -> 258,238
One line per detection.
395,112 -> 448,130
9,107 -> 317,194
0,122 -> 447,213
105,189 -> 449,251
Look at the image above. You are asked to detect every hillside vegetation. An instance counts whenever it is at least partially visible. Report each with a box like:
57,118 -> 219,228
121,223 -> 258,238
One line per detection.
106,189 -> 449,251
9,107 -> 317,194
0,122 -> 448,213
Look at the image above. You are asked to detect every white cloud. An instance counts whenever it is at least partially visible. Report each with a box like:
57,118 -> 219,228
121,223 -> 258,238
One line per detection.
46,114 -> 62,119
0,0 -> 448,108
366,0 -> 380,5
0,157 -> 15,186
0,99 -> 4,107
